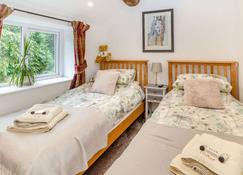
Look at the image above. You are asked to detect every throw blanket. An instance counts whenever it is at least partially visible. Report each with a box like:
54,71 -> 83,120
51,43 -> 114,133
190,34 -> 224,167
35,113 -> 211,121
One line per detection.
170,134 -> 243,175
105,121 -> 243,175
0,106 -> 112,175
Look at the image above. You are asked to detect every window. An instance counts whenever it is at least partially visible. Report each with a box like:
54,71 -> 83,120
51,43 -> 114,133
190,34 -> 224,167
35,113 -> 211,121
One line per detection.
0,22 -> 61,86
29,30 -> 58,76
0,24 -> 21,84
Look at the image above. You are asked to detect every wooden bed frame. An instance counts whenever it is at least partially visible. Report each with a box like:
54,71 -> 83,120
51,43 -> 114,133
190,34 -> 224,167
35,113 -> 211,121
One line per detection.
78,59 -> 148,175
168,60 -> 239,100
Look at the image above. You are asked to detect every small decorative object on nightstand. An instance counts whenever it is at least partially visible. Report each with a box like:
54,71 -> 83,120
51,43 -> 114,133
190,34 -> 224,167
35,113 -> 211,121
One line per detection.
145,84 -> 168,120
151,62 -> 162,86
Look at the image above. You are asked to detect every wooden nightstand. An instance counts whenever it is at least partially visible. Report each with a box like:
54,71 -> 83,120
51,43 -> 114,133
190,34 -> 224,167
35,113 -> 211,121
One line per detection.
145,84 -> 168,120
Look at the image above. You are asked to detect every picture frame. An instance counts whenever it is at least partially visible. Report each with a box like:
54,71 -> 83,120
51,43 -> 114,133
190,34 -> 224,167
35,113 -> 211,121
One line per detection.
142,9 -> 174,52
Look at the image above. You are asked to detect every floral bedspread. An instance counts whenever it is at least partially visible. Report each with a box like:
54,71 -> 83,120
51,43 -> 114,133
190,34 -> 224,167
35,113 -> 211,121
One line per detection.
49,82 -> 144,124
150,89 -> 243,136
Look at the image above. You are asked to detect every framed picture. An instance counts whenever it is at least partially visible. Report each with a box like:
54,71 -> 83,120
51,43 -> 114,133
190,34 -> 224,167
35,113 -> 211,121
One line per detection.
142,9 -> 174,52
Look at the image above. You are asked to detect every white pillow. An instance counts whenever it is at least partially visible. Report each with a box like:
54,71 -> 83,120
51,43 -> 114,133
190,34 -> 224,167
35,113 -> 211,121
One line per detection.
91,70 -> 119,95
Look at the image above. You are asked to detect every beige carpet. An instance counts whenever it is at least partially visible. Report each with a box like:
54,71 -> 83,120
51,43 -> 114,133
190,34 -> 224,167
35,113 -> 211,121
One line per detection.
84,116 -> 145,175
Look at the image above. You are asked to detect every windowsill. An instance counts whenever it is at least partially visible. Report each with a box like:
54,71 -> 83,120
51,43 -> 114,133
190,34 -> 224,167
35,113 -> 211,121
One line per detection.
0,77 -> 72,96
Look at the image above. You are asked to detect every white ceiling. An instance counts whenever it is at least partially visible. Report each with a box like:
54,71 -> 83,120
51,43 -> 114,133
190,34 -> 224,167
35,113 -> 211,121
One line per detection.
2,0 -> 142,22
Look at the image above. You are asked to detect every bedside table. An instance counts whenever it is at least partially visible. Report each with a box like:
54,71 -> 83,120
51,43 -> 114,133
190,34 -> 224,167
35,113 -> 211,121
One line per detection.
145,84 -> 168,120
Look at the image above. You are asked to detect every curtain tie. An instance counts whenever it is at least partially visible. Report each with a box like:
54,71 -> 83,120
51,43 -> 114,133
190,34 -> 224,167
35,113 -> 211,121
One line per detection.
75,61 -> 87,74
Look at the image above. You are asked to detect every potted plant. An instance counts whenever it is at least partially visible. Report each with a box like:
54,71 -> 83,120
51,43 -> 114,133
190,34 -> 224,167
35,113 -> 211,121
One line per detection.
10,37 -> 36,87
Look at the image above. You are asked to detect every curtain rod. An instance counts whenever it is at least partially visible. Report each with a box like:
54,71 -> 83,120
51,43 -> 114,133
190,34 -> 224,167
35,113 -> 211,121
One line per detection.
13,8 -> 72,24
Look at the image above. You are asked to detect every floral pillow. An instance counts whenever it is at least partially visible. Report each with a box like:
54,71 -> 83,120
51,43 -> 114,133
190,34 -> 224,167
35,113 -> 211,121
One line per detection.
173,74 -> 232,93
89,69 -> 136,85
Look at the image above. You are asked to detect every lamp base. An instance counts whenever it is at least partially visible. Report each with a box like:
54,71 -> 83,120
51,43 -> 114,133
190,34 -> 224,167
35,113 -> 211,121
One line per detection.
154,73 -> 159,86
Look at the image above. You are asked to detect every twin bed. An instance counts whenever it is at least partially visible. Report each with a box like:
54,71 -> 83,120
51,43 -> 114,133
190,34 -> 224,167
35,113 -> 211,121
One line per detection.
1,59 -> 242,175
0,60 -> 148,175
106,60 -> 243,175
152,60 -> 242,136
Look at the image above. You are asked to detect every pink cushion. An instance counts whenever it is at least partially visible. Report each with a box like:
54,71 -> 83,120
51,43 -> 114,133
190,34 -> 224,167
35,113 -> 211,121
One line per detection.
184,79 -> 224,109
91,70 -> 119,95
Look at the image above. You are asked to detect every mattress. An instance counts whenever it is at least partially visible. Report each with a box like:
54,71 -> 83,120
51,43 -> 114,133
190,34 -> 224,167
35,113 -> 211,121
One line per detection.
0,81 -> 144,132
105,121 -> 243,175
0,82 -> 144,175
150,89 -> 243,136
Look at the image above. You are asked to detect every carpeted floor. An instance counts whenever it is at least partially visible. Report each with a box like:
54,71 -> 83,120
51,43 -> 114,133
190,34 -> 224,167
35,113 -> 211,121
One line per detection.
84,116 -> 145,175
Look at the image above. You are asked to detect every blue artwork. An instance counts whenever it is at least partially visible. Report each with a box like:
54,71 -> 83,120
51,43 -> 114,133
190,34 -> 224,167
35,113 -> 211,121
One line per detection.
143,9 -> 174,52
148,16 -> 166,46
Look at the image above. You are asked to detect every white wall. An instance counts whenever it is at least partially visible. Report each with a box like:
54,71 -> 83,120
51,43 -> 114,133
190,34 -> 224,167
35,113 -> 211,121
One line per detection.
0,0 -> 242,116
236,0 -> 243,100
0,80 -> 71,116
85,0 -> 242,99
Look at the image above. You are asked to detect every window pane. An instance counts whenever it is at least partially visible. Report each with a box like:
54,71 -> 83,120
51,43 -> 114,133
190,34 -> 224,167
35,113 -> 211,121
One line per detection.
29,31 -> 57,75
0,24 -> 21,84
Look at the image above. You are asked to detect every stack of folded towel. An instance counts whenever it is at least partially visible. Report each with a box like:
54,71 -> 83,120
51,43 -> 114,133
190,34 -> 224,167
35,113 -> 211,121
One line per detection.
7,104 -> 68,133
170,134 -> 243,175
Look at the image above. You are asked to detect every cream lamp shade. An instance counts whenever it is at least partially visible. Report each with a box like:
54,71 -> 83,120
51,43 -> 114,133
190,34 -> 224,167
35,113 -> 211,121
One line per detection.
151,63 -> 162,73
151,63 -> 162,85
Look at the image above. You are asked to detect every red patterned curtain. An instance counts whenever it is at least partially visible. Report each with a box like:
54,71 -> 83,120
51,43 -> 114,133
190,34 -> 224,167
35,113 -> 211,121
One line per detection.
70,21 -> 90,89
0,4 -> 13,39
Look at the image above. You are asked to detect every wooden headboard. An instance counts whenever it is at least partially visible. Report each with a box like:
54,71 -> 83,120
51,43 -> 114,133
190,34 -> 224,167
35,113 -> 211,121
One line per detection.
100,60 -> 148,88
168,60 -> 239,99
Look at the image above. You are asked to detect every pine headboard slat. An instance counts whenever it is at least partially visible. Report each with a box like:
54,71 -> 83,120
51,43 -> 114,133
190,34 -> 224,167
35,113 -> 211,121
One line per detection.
168,60 -> 239,100
100,60 -> 148,89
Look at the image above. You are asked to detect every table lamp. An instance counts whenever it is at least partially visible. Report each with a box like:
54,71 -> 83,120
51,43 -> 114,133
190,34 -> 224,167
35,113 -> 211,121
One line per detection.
151,62 -> 162,86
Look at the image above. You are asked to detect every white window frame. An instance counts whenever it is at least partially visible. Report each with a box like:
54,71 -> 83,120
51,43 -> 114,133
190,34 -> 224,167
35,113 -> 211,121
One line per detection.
0,20 -> 64,87
27,27 -> 61,79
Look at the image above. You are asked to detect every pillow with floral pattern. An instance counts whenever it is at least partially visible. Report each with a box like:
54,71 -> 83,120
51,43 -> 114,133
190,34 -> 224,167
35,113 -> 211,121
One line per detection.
89,69 -> 136,85
173,74 -> 232,93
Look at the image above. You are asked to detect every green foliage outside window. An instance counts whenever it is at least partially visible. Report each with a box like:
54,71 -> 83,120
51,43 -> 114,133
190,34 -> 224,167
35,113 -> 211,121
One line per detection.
29,31 -> 56,75
0,24 -> 57,85
0,24 -> 21,84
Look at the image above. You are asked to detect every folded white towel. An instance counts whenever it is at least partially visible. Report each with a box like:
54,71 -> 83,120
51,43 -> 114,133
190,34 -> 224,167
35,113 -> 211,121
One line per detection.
170,154 -> 198,175
170,134 -> 243,175
14,104 -> 63,127
7,111 -> 68,133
